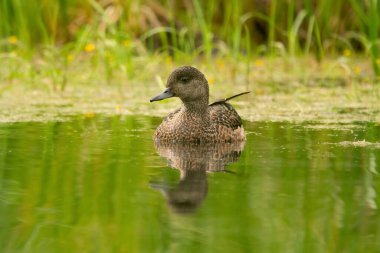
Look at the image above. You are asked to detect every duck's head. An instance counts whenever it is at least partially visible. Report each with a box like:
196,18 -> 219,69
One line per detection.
150,66 -> 209,103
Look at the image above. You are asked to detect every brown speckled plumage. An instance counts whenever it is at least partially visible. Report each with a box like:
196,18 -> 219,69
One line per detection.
150,66 -> 248,143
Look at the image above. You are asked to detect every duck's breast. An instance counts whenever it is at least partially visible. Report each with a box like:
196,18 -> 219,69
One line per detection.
154,108 -> 206,142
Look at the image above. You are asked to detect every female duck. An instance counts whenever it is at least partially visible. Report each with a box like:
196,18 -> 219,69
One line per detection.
150,66 -> 248,143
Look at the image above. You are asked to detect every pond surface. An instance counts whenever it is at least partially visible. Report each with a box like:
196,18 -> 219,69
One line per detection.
0,116 -> 379,253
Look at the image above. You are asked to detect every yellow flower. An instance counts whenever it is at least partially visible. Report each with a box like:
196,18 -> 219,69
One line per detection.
115,105 -> 121,112
376,58 -> 380,67
84,43 -> 96,52
66,54 -> 74,62
353,66 -> 362,75
123,39 -> 131,47
165,56 -> 172,66
208,76 -> 215,85
343,49 -> 352,57
84,112 -> 95,118
216,59 -> 225,70
7,36 -> 18,44
254,59 -> 264,67
255,89 -> 264,95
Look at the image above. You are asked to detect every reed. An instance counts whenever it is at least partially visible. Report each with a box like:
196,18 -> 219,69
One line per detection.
0,0 -> 379,82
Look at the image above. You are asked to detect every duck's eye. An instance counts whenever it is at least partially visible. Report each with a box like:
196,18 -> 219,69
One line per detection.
180,76 -> 190,83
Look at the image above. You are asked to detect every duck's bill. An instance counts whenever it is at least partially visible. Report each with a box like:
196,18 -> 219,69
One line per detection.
150,88 -> 174,102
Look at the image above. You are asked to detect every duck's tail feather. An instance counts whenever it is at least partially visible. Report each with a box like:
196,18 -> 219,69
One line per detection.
224,91 -> 251,102
209,91 -> 250,106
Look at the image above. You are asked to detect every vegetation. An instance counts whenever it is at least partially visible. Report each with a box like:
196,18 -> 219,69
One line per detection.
0,0 -> 379,122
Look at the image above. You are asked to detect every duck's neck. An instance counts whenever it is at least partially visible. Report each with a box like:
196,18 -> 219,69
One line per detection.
182,98 -> 209,116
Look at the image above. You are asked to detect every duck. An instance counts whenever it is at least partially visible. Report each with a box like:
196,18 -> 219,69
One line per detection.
150,66 -> 249,143
152,141 -> 245,213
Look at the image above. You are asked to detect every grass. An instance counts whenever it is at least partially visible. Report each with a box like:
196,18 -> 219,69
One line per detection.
0,55 -> 379,124
0,1 -> 379,69
0,0 -> 379,123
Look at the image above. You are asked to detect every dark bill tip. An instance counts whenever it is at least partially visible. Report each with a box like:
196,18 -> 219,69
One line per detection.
150,88 -> 174,102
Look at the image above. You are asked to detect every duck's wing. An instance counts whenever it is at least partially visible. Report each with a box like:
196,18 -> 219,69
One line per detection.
209,92 -> 249,129
209,103 -> 243,130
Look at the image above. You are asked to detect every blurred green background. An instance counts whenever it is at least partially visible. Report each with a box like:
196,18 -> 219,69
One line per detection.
0,0 -> 379,78
0,0 -> 379,122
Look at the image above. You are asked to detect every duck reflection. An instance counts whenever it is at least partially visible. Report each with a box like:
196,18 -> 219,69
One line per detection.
152,141 -> 245,214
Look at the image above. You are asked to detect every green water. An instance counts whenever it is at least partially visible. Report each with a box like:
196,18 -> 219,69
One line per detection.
0,116 -> 379,253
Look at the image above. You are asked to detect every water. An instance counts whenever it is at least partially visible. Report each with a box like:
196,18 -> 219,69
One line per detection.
0,116 -> 379,253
